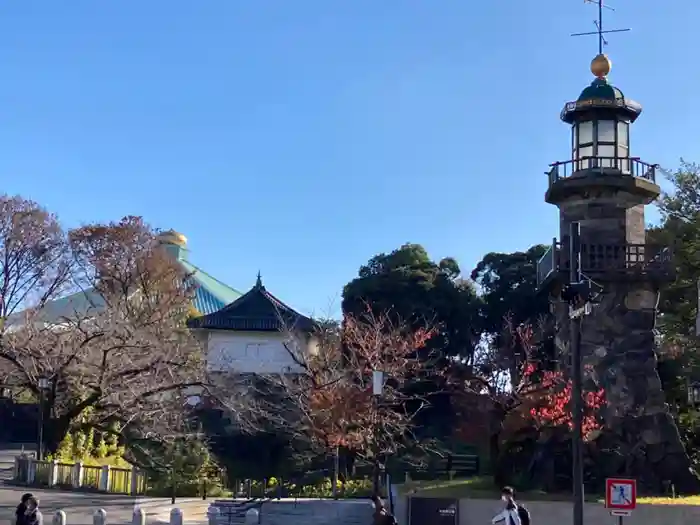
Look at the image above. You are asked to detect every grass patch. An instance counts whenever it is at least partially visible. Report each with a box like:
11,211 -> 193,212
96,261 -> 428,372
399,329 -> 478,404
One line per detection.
636,496 -> 700,505
399,476 -> 700,505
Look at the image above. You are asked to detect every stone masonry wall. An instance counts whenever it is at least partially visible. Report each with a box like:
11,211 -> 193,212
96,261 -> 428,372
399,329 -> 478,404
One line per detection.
558,195 -> 631,247
211,499 -> 374,525
552,281 -> 699,492
550,180 -> 699,492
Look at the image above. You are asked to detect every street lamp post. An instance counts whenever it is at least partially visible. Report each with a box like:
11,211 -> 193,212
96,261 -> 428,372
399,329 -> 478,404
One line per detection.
371,370 -> 385,498
563,223 -> 602,525
566,223 -> 585,525
37,376 -> 50,461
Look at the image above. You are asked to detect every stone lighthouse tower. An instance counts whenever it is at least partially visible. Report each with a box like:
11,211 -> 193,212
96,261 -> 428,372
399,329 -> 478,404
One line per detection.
537,53 -> 699,492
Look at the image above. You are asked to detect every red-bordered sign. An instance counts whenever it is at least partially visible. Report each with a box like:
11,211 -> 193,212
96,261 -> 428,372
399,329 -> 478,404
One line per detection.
605,478 -> 637,511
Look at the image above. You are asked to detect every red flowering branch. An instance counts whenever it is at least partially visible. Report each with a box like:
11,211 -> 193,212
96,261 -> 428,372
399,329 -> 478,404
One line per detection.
450,316 -> 605,447
523,365 -> 605,438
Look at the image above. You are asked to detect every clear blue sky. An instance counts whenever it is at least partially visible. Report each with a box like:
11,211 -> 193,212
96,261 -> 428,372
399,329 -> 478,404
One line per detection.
0,1 -> 697,317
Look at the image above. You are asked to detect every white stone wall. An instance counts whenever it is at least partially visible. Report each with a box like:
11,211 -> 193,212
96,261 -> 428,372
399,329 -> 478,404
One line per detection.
397,497 -> 700,525
205,330 -> 315,374
211,499 -> 373,525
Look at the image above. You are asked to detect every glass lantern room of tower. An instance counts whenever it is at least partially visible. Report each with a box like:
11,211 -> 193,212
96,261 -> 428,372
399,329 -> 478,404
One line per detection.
560,54 -> 642,176
571,114 -> 630,173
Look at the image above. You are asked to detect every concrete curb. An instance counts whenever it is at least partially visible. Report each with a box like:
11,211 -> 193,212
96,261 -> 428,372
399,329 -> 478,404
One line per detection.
133,498 -> 206,507
141,500 -> 209,524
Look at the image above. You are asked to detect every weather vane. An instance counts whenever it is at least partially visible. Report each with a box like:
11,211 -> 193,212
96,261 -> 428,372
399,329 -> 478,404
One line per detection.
571,0 -> 630,55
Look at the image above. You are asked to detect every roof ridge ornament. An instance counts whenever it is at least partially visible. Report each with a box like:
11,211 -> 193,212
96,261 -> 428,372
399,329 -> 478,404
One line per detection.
156,229 -> 187,247
255,271 -> 264,289
591,54 -> 612,80
570,0 -> 630,78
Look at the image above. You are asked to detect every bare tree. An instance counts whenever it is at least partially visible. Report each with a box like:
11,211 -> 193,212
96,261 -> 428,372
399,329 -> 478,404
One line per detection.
0,207 -> 205,457
0,195 -> 72,387
223,310 -> 439,496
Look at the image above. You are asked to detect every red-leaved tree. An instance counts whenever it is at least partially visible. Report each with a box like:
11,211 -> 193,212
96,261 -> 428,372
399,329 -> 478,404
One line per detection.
524,363 -> 605,438
229,310 -> 439,497
451,318 -> 605,484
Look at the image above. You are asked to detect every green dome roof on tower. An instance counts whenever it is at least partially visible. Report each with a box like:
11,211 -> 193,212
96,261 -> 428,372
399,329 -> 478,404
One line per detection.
560,54 -> 642,124
577,77 -> 625,103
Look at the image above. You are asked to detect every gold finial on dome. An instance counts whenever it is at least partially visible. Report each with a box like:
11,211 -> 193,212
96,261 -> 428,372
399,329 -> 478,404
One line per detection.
157,229 -> 188,247
591,53 -> 611,79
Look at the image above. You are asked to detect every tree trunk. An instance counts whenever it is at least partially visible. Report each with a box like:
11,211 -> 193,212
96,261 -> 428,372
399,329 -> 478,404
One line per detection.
489,405 -> 507,487
42,388 -> 103,456
43,416 -> 73,456
489,431 -> 503,485
372,458 -> 381,498
171,467 -> 177,504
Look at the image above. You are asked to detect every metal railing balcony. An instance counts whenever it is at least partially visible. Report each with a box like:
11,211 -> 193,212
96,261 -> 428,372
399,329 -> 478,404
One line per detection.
546,157 -> 657,189
537,242 -> 557,288
536,241 -> 673,289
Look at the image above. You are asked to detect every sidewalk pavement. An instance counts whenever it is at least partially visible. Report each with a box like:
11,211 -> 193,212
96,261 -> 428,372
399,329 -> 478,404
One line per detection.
145,499 -> 210,524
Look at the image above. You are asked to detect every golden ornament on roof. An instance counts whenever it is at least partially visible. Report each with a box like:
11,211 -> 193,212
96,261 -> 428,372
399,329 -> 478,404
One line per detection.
157,229 -> 188,247
591,53 -> 611,79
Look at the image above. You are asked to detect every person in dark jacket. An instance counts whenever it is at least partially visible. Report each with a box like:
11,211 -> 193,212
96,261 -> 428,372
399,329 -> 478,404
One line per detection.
15,493 -> 34,525
371,494 -> 397,525
492,486 -> 530,525
23,496 -> 43,525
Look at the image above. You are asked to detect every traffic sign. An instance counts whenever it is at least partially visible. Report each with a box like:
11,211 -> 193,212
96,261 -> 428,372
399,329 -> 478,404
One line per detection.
611,511 -> 632,517
605,478 -> 637,511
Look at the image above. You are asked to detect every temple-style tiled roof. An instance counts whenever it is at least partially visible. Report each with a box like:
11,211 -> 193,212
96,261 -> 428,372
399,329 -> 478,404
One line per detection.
188,273 -> 315,332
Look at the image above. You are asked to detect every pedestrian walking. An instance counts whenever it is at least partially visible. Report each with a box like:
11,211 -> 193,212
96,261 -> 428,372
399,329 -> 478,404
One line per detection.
371,494 -> 397,525
491,487 -> 530,525
23,496 -> 43,525
15,493 -> 34,525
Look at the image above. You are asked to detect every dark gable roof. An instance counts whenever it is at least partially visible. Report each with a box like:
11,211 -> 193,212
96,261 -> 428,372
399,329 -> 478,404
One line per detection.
188,273 -> 315,332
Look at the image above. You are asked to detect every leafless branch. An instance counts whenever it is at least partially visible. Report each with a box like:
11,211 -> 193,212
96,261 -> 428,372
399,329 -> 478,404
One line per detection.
0,210 -> 205,450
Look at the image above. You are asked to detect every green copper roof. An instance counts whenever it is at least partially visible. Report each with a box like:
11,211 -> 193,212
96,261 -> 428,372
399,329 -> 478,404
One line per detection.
577,77 -> 625,102
561,77 -> 642,124
8,234 -> 242,324
165,239 -> 242,314
181,259 -> 242,315
21,289 -> 106,323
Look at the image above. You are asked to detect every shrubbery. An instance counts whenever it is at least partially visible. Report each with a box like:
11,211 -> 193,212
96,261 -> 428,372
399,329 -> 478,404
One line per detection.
140,438 -> 226,497
236,476 -> 375,499
49,425 -> 128,468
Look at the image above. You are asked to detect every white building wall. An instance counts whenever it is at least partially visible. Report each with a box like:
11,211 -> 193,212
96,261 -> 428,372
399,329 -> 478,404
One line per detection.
206,330 -> 314,374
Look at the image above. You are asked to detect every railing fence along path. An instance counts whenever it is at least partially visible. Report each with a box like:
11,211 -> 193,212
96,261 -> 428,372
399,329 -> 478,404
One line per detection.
13,456 -> 147,495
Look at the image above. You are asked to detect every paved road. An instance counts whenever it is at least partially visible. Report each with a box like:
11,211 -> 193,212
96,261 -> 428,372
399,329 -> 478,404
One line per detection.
0,485 -> 209,525
0,444 -> 208,525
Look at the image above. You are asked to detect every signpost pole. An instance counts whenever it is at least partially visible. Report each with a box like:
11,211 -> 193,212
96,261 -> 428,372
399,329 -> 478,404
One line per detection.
570,222 -> 585,525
